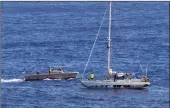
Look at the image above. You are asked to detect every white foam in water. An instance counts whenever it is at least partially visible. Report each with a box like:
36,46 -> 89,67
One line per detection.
67,78 -> 76,80
43,78 -> 51,80
1,78 -> 24,83
43,78 -> 76,81
43,78 -> 61,81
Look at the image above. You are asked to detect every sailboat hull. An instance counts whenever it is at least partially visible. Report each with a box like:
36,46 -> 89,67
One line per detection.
81,79 -> 150,89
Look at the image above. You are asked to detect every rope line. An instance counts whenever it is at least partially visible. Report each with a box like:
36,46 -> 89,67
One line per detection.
81,6 -> 108,79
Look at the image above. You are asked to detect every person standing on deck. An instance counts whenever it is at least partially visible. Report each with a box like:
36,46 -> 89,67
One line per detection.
113,72 -> 118,81
48,68 -> 51,74
89,72 -> 95,80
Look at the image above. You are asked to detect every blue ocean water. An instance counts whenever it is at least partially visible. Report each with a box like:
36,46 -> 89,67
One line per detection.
1,2 -> 169,108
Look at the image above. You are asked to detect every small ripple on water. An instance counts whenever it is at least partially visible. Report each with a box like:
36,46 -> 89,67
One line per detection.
67,95 -> 105,102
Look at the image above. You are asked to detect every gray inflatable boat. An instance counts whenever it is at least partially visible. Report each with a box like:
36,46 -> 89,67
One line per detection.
24,67 -> 79,81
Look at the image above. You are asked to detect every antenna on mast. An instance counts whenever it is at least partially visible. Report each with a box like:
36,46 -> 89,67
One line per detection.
146,67 -> 147,76
145,63 -> 149,77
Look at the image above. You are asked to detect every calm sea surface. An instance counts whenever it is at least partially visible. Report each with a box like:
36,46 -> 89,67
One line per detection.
1,2 -> 169,108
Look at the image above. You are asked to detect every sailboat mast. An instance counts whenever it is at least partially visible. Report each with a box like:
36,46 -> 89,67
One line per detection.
107,2 -> 112,73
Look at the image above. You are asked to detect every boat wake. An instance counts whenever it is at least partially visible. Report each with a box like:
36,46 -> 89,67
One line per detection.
43,78 -> 61,81
1,78 -> 24,83
43,78 -> 76,81
67,78 -> 76,80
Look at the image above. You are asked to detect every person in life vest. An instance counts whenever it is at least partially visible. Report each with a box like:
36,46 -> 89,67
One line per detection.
89,72 -> 95,80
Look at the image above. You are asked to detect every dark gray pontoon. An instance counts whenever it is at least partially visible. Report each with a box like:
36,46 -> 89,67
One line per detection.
25,67 -> 79,81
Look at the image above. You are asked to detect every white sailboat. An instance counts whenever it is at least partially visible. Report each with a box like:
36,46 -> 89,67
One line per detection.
81,2 -> 150,89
